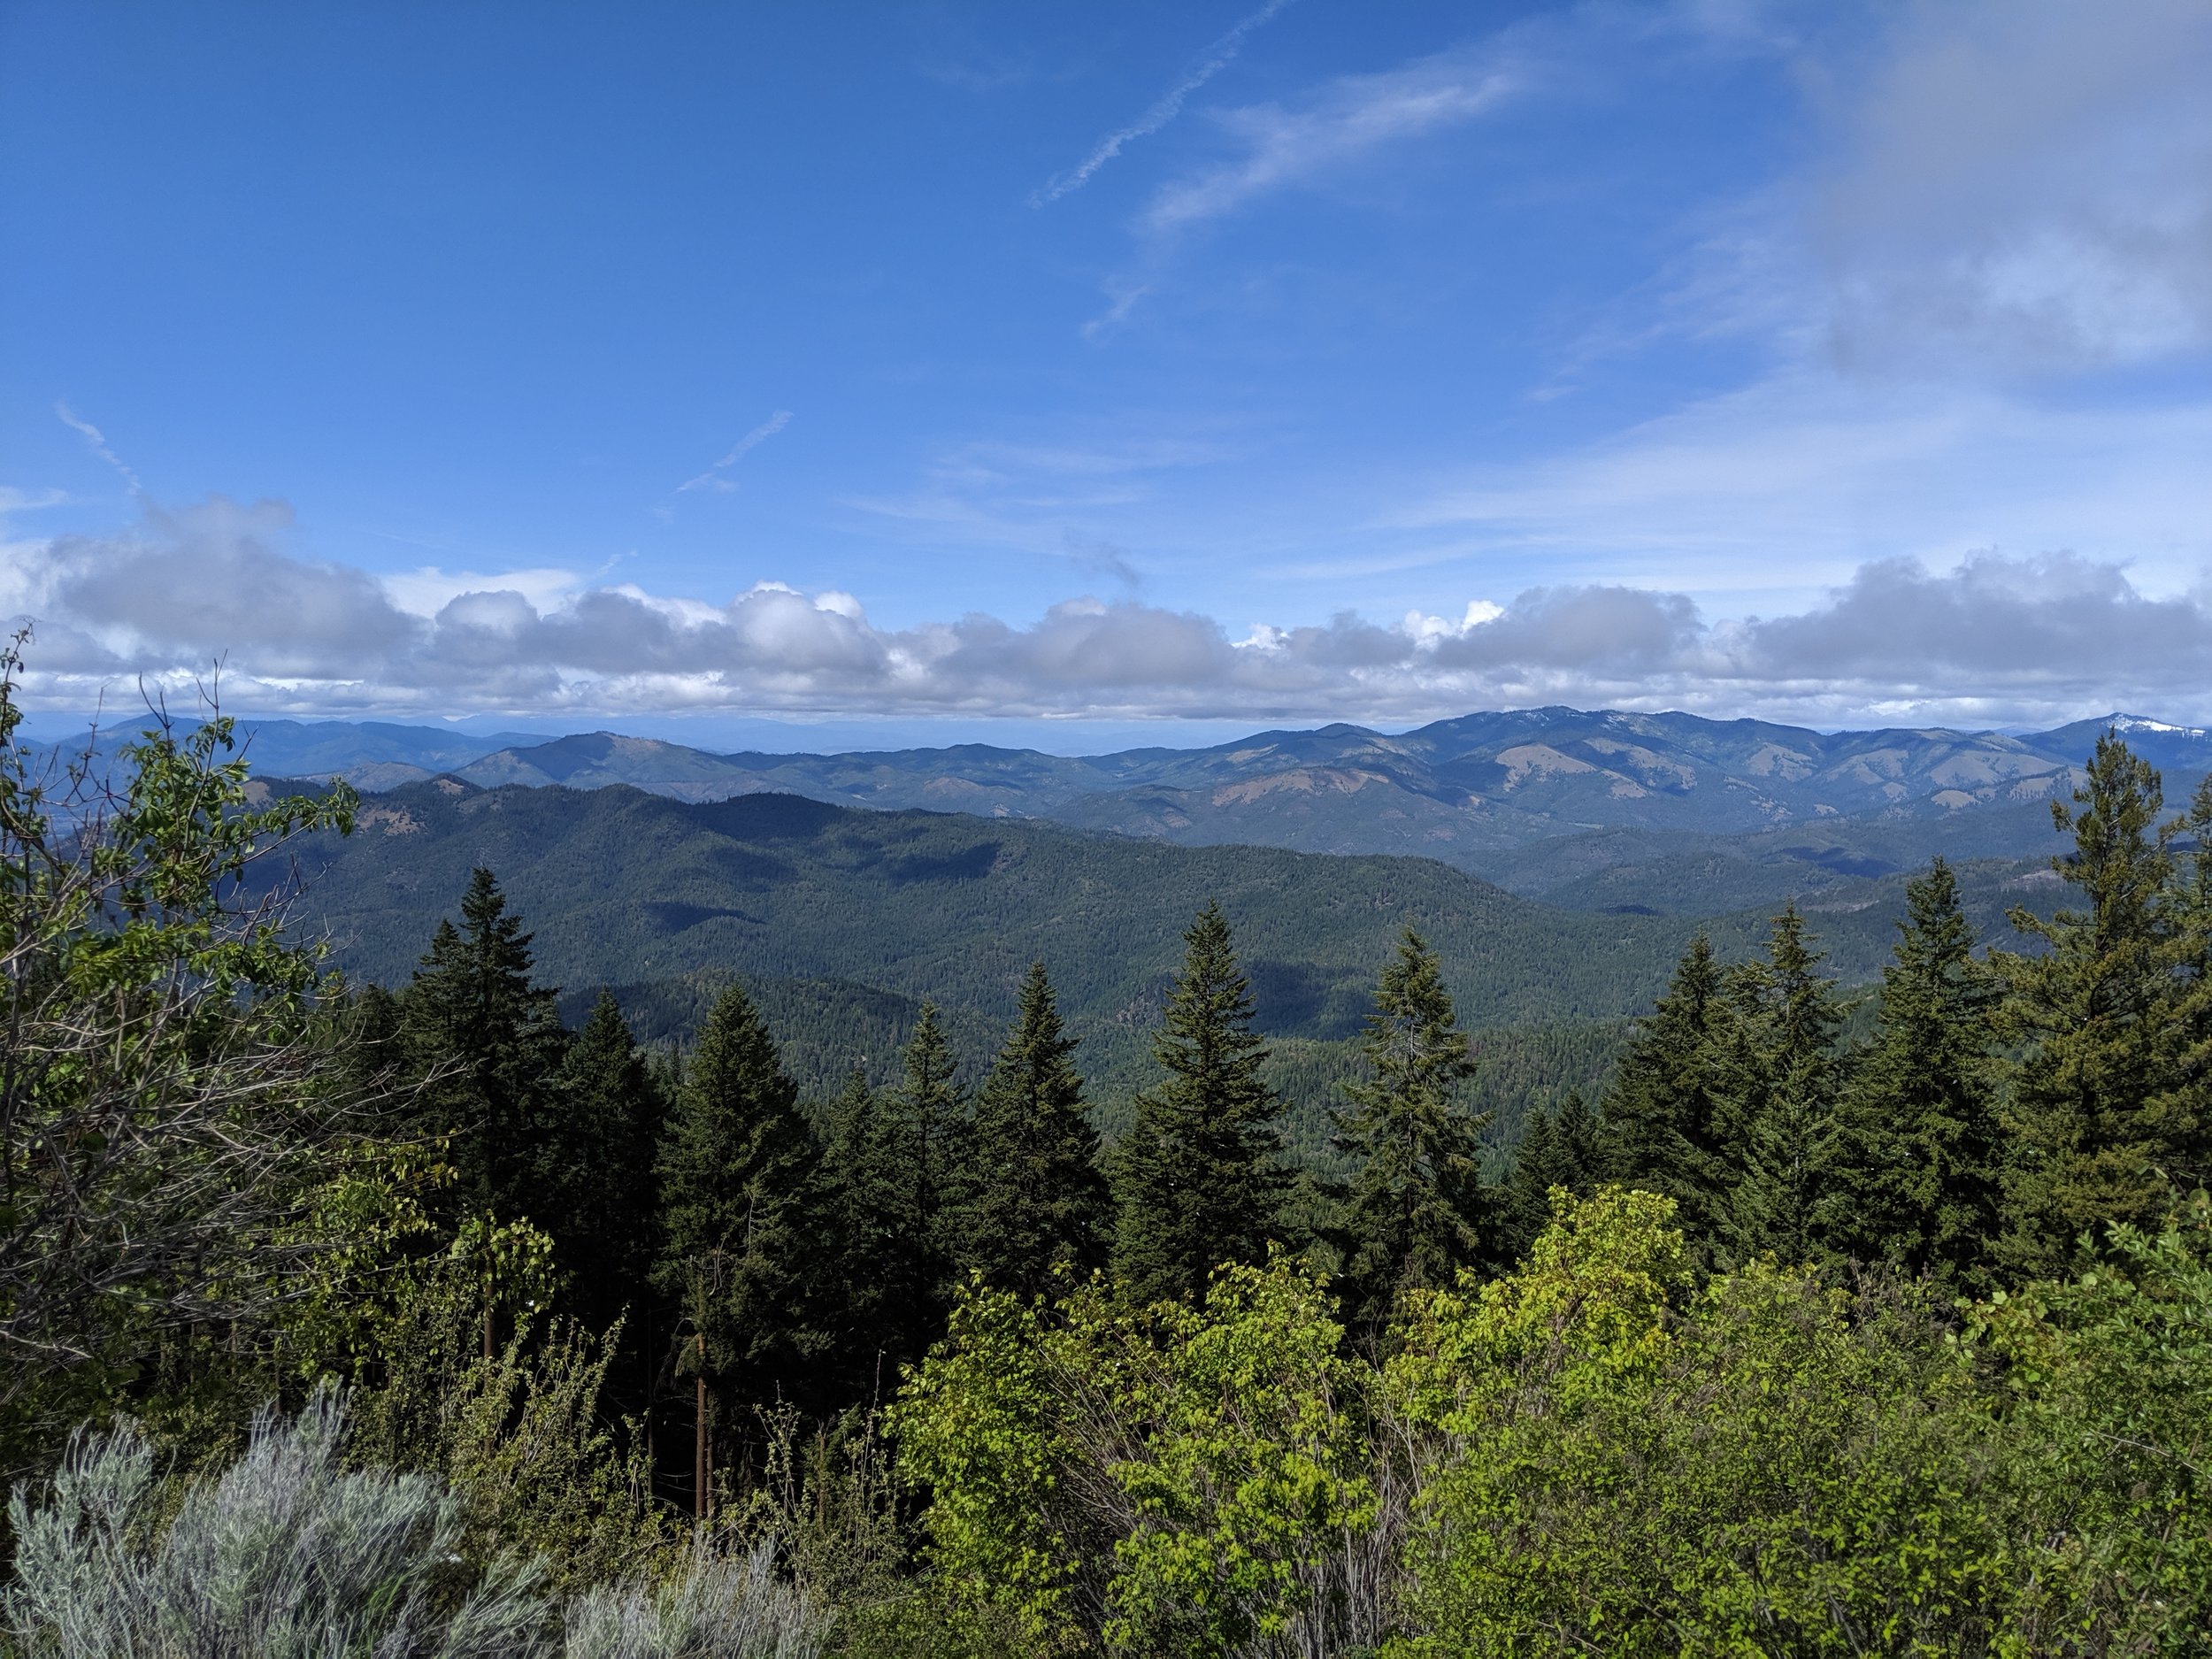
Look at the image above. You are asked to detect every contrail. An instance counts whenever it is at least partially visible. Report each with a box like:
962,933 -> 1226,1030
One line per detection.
56,403 -> 143,492
679,409 -> 794,493
1033,0 -> 1297,206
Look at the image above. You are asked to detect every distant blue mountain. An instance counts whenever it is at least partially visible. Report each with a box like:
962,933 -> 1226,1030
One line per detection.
36,705 -> 2206,902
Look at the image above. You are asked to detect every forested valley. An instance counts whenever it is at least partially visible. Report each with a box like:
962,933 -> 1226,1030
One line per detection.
6,640 -> 2212,1657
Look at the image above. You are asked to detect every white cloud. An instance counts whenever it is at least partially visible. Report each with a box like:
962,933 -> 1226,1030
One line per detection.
12,495 -> 2212,728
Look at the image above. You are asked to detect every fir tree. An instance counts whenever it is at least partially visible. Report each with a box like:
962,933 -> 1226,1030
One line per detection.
651,982 -> 824,1509
535,988 -> 663,1334
952,963 -> 1110,1299
1821,860 -> 2002,1285
1721,905 -> 1845,1266
2158,773 -> 2212,1180
1502,1092 -> 1604,1263
1600,932 -> 1734,1247
1993,735 -> 2197,1277
887,1002 -> 964,1289
401,867 -> 565,1220
822,1064 -> 937,1388
1111,902 -> 1287,1307
1329,928 -> 1490,1325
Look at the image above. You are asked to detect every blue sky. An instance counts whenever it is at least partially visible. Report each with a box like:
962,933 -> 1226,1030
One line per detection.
4,1 -> 2211,743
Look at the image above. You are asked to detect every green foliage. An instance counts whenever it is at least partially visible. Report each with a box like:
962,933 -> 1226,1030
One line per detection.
1113,904 -> 1288,1307
1386,1184 -> 2212,1655
326,1213 -> 672,1592
895,1256 -> 1385,1658
0,638 -> 361,1478
951,964 -> 1110,1299
1102,1259 -> 1379,1656
889,1284 -> 1095,1653
1330,928 -> 1493,1328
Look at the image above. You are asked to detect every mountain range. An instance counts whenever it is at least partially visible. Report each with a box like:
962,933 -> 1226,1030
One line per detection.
178,704 -> 2210,911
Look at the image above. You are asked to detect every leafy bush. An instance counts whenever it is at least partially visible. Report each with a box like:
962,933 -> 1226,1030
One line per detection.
895,1257 -> 1386,1658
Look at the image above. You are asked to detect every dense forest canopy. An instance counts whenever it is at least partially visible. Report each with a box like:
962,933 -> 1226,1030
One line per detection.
5,642 -> 2212,1656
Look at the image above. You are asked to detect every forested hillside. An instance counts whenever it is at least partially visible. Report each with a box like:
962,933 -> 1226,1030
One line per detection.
257,773 -> 2060,1150
10,657 -> 2212,1657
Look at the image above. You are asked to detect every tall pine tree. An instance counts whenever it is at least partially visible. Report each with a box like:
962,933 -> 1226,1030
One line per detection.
535,988 -> 663,1336
1501,1092 -> 1605,1263
950,964 -> 1109,1299
1720,905 -> 1845,1266
1330,927 -> 1490,1325
1112,902 -> 1287,1307
1600,932 -> 1734,1248
652,982 -> 824,1512
1821,860 -> 2002,1285
1993,734 -> 2197,1276
888,1002 -> 964,1293
401,867 -> 565,1221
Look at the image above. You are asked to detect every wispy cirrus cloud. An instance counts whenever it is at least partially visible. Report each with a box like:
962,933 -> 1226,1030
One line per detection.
677,409 -> 794,494
1080,40 -> 1518,334
1139,49 -> 1515,238
1032,0 -> 1297,207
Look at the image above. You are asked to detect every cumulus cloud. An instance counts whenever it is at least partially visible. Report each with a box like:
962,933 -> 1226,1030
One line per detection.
10,495 -> 2212,728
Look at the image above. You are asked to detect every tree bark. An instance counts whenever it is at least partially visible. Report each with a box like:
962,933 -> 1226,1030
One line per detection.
695,1333 -> 707,1522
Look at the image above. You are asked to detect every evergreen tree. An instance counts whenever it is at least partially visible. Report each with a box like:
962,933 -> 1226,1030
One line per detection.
952,963 -> 1110,1299
651,982 -> 824,1509
822,1063 -> 937,1390
814,1035 -> 951,1398
401,867 -> 565,1220
2158,773 -> 2212,1178
1721,905 -> 1845,1266
1821,860 -> 2002,1285
1502,1092 -> 1604,1263
887,1002 -> 964,1290
1993,735 -> 2197,1277
1112,902 -> 1287,1307
1329,928 -> 1490,1325
1600,932 -> 1734,1247
536,988 -> 663,1334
